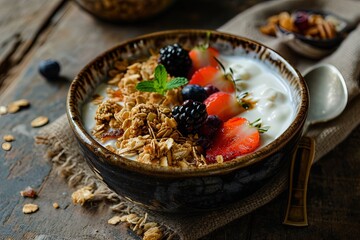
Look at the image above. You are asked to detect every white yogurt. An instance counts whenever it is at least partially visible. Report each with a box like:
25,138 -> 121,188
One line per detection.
82,55 -> 295,152
220,55 -> 295,147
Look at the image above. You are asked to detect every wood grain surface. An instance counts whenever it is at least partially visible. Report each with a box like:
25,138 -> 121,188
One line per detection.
1,0 -> 359,239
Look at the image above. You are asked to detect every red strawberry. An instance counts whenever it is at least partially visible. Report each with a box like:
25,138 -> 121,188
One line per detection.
189,66 -> 235,93
204,92 -> 243,122
206,117 -> 260,163
189,46 -> 219,70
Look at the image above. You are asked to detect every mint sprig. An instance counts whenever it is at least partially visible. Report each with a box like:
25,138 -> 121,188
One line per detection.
136,64 -> 188,95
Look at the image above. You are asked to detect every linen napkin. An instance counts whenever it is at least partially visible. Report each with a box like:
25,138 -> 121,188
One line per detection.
37,0 -> 360,239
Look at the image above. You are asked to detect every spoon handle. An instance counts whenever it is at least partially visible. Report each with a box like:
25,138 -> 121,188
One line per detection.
283,136 -> 316,227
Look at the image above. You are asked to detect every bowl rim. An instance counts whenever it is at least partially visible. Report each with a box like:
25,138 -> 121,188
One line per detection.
66,29 -> 308,178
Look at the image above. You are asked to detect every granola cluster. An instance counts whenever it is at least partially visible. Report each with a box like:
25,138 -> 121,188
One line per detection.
91,54 -> 207,167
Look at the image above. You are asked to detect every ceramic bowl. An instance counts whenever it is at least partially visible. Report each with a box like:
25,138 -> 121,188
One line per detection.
66,29 -> 308,212
276,10 -> 348,59
73,0 -> 176,22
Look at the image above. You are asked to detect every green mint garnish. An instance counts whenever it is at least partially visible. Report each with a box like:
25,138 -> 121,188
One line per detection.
136,64 -> 188,95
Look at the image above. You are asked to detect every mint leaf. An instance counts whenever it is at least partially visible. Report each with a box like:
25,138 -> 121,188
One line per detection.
166,77 -> 188,90
136,64 -> 188,95
136,81 -> 156,92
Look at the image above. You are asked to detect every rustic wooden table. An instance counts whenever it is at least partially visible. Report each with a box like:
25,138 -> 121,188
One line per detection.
1,0 -> 359,239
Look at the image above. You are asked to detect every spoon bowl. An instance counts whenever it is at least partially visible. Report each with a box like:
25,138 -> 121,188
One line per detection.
304,64 -> 348,125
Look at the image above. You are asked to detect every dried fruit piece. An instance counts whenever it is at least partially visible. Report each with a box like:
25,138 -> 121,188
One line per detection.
23,203 -> 39,214
20,186 -> 37,198
31,116 -> 49,128
3,135 -> 15,142
2,142 -> 11,151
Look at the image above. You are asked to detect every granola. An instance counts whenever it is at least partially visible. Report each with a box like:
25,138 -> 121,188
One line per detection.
90,54 -> 206,167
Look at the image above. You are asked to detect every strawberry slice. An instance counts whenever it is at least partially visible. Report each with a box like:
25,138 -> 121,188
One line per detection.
204,92 -> 243,122
206,117 -> 260,163
189,46 -> 220,70
189,66 -> 235,93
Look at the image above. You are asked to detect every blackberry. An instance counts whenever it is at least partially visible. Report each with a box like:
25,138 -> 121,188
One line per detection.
181,84 -> 208,102
159,44 -> 192,77
172,100 -> 208,135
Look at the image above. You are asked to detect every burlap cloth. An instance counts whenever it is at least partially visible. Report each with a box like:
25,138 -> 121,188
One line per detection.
36,0 -> 360,239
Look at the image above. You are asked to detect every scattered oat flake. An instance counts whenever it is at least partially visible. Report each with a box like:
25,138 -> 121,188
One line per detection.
3,135 -> 15,142
108,216 -> 122,225
0,106 -> 7,115
31,116 -> 49,128
53,202 -> 60,209
13,99 -> 30,107
23,203 -> 39,214
2,142 -> 11,151
71,186 -> 94,205
7,103 -> 20,113
143,226 -> 163,240
20,186 -> 37,198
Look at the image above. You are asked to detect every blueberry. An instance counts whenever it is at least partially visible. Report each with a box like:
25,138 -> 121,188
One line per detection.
204,85 -> 220,97
39,59 -> 61,80
181,84 -> 208,102
199,115 -> 223,137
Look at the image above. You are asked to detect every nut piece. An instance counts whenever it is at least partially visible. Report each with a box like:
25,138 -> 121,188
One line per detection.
2,142 -> 11,151
3,135 -> 15,142
0,106 -> 7,115
31,116 -> 49,128
22,203 -> 39,214
53,202 -> 60,209
20,186 -> 37,198
108,216 -> 122,225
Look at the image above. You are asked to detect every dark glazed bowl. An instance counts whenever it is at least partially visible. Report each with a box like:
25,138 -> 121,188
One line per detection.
67,30 -> 309,213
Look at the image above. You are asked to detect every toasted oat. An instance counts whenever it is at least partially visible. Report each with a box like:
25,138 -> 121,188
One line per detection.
2,142 -> 11,151
13,99 -> 30,107
108,216 -> 122,225
53,202 -> 60,209
71,186 -> 94,205
22,203 -> 39,214
31,116 -> 49,128
20,186 -> 37,198
7,103 -> 20,113
3,135 -> 15,142
0,106 -> 7,115
143,226 -> 163,240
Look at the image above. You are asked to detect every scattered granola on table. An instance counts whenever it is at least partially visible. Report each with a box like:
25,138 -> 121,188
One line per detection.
2,142 -> 11,151
3,134 -> 15,142
20,186 -> 37,198
31,116 -> 49,128
22,203 -> 39,214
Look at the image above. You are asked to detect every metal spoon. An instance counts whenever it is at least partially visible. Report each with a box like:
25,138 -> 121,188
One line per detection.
283,63 -> 348,227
